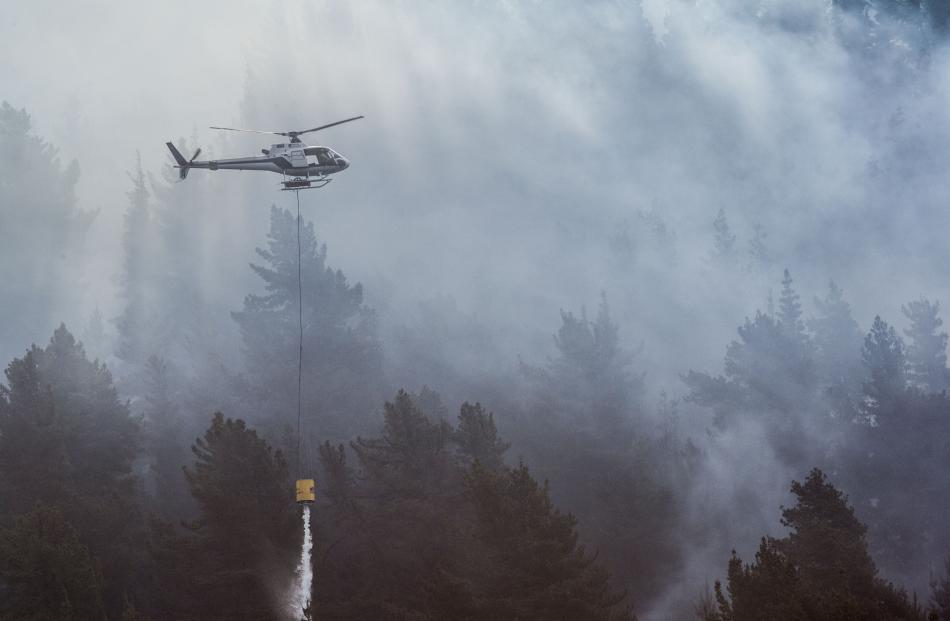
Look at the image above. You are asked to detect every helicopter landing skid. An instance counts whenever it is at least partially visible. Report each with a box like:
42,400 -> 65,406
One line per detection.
281,177 -> 331,191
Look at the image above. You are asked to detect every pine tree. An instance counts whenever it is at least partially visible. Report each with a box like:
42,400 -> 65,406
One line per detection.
115,153 -> 156,368
158,413 -> 297,621
519,296 -> 678,608
809,280 -> 864,388
861,316 -> 907,419
0,504 -> 107,621
350,390 -> 453,496
807,280 -> 866,422
318,391 -> 468,618
747,223 -> 771,270
149,139 -> 214,374
901,297 -> 949,393
232,206 -> 384,440
0,325 -> 143,616
709,469 -> 923,621
464,462 -> 636,620
454,401 -> 510,469
534,293 -> 643,437
687,308 -> 815,421
710,208 -> 737,267
777,269 -> 807,346
685,273 -> 822,466
0,102 -> 91,362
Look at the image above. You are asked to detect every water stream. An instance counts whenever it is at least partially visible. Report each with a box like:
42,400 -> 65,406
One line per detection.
289,505 -> 313,619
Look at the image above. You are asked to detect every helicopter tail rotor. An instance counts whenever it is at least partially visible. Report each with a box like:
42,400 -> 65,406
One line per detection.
166,142 -> 202,180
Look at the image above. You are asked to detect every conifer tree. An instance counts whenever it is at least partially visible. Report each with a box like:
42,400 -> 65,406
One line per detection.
746,223 -> 771,270
0,103 -> 91,362
710,208 -> 737,267
777,269 -> 807,345
232,206 -> 384,440
531,293 -> 643,437
454,401 -> 510,469
0,504 -> 107,621
808,280 -> 864,398
861,316 -> 907,419
708,469 -> 923,621
519,297 -> 679,608
157,413 -> 297,621
115,153 -> 156,368
464,462 -> 636,620
0,325 -> 143,616
901,297 -> 949,393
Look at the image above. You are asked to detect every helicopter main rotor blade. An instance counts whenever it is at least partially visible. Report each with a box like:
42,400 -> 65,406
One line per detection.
209,126 -> 285,136
294,116 -> 364,136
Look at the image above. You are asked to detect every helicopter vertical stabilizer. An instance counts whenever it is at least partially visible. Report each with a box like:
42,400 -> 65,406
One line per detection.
166,142 -> 202,180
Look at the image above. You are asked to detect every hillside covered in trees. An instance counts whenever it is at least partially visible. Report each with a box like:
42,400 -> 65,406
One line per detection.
6,1 -> 950,619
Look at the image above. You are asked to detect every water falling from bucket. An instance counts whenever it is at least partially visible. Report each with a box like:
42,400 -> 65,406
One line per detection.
289,505 -> 313,619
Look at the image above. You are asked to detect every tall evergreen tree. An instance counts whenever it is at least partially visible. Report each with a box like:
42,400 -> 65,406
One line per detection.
707,469 -> 923,621
518,297 -> 682,608
115,153 -> 157,369
777,269 -> 807,346
808,280 -> 864,405
861,316 -> 907,419
685,271 -> 823,467
153,413 -> 297,621
464,462 -> 635,620
746,223 -> 771,271
0,102 -> 92,363
232,206 -> 384,440
901,297 -> 949,393
0,325 -> 143,617
710,208 -> 737,267
808,281 -> 865,424
454,401 -> 510,470
524,293 -> 643,437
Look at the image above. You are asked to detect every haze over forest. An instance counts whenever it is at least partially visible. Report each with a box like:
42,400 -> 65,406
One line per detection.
4,1 -> 950,619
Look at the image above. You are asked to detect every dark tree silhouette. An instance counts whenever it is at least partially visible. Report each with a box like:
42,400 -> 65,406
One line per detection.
707,469 -> 924,621
232,206 -> 384,440
902,298 -> 949,393
152,412 -> 297,621
0,504 -> 106,621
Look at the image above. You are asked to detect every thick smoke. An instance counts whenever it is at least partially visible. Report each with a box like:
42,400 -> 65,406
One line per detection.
3,1 -> 950,618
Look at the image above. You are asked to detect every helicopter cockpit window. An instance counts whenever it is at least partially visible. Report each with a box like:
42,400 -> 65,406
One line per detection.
314,149 -> 334,165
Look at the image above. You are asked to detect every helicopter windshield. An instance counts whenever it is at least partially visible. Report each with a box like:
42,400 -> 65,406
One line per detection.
304,147 -> 336,166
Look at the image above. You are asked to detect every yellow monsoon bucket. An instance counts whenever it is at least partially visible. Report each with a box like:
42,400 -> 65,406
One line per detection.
295,479 -> 315,504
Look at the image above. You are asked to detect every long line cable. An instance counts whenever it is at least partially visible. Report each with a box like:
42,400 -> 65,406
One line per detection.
296,189 -> 303,480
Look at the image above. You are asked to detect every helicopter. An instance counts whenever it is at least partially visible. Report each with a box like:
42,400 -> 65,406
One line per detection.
165,116 -> 363,190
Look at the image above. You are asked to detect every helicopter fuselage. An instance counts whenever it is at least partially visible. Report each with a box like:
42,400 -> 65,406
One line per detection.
189,143 -> 349,177
166,141 -> 349,180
